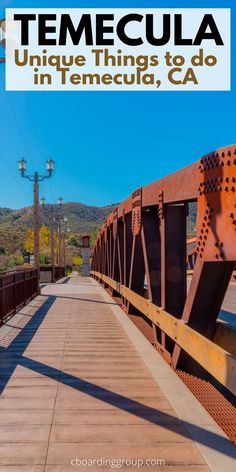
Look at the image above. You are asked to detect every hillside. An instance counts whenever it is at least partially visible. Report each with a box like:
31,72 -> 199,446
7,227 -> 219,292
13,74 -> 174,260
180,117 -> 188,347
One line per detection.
0,201 -> 197,255
0,202 -> 117,254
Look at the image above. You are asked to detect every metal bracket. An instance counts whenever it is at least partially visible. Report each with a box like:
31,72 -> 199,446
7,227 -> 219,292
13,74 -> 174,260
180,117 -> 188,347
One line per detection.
113,207 -> 118,239
197,148 -> 236,261
132,188 -> 142,235
158,191 -> 164,220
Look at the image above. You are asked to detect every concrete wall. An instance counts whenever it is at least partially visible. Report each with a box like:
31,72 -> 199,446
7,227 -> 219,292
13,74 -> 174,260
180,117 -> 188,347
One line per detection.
81,247 -> 90,277
40,270 -> 52,283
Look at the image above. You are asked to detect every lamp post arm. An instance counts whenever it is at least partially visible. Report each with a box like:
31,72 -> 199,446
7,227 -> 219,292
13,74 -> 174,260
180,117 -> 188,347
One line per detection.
18,159 -> 54,277
38,175 -> 51,182
22,175 -> 36,182
50,207 -> 55,282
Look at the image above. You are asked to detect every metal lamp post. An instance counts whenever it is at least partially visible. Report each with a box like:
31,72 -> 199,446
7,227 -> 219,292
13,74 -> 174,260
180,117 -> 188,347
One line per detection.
56,216 -> 69,266
63,226 -> 71,268
40,196 -> 55,282
40,195 -> 67,270
58,197 -> 62,266
55,197 -> 65,266
40,196 -> 66,283
18,158 -> 54,270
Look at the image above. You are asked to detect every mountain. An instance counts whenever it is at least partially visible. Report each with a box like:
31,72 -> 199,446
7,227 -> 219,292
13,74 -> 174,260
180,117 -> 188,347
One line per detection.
0,201 -> 197,255
188,202 -> 197,235
0,202 -> 117,254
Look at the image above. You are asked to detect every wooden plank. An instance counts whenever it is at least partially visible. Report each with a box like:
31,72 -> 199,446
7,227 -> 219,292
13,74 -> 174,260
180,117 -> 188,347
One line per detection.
0,274 -> 210,470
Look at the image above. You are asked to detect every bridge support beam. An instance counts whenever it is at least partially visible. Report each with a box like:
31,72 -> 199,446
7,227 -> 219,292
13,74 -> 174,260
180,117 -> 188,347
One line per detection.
91,144 -> 236,399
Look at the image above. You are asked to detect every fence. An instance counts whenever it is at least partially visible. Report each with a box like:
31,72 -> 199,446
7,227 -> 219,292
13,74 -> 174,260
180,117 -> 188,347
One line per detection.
0,268 -> 39,324
40,266 -> 65,283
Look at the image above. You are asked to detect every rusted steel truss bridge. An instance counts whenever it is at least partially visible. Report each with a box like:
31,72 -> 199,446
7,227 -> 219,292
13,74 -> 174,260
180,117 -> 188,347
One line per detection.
91,144 -> 236,443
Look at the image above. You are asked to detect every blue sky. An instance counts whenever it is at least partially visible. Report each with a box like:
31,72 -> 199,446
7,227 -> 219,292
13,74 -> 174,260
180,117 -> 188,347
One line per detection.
0,0 -> 235,209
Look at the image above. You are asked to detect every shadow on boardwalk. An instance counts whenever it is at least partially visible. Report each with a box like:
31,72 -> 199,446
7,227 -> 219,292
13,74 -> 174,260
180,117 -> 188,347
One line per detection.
0,293 -> 235,459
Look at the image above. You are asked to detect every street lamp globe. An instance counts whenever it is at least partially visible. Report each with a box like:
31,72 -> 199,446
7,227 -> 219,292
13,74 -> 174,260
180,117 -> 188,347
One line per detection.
18,158 -> 26,175
46,159 -> 54,176
40,196 -> 46,206
58,196 -> 63,207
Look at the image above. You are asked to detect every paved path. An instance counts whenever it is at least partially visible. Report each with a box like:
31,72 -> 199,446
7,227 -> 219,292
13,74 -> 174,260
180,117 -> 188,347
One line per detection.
0,276 -> 235,471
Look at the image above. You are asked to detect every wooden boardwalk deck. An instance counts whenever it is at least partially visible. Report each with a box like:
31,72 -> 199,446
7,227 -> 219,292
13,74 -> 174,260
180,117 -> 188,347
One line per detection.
0,276 -> 235,471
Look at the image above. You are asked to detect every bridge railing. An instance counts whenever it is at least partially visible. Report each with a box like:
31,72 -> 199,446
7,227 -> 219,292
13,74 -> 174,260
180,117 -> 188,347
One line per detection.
40,266 -> 65,283
91,144 -> 236,397
187,237 -> 197,271
0,268 -> 39,324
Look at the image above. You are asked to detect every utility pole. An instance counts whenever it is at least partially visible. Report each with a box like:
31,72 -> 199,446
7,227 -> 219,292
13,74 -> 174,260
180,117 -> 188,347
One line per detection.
54,196 -> 67,268
40,197 -> 68,281
18,158 -> 54,271
62,231 -> 66,267
50,206 -> 55,282
33,173 -> 40,268
58,220 -> 62,266
42,196 -> 68,269
62,227 -> 70,268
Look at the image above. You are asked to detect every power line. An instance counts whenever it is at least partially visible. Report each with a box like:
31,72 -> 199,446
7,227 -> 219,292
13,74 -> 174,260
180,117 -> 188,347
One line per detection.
0,71 -> 37,169
24,101 -> 56,202
0,150 -> 31,201
0,71 -> 57,205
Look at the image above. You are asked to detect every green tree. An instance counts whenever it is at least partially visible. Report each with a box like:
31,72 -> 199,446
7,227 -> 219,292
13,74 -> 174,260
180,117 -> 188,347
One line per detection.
68,234 -> 80,247
90,227 -> 99,249
73,255 -> 83,273
7,253 -> 24,268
